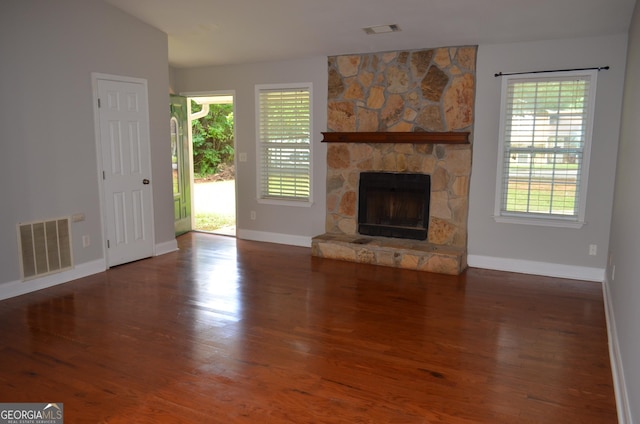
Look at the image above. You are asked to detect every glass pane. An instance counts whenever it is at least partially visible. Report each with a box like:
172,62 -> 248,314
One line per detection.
504,150 -> 580,216
170,118 -> 181,196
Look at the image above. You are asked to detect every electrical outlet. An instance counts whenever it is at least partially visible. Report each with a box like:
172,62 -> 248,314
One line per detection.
82,235 -> 90,247
589,244 -> 597,256
239,152 -> 247,162
71,213 -> 85,222
250,211 -> 256,220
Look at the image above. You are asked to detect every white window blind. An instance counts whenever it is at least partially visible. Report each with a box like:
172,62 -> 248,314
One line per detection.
496,71 -> 596,225
257,86 -> 311,202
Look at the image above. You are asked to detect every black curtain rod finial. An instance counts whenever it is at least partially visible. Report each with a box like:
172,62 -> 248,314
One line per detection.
494,66 -> 610,77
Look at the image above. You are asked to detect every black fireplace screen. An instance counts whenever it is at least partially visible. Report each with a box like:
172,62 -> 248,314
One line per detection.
358,172 -> 430,240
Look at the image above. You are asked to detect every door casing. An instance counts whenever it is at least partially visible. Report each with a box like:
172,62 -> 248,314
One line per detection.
183,91 -> 237,235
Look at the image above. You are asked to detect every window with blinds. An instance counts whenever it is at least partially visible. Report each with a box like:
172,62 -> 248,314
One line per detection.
495,70 -> 597,226
256,84 -> 312,203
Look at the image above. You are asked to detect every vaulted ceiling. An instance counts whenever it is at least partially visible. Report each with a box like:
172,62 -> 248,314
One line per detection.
105,0 -> 637,68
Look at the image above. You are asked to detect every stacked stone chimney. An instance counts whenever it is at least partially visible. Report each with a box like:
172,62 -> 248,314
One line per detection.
312,46 -> 477,275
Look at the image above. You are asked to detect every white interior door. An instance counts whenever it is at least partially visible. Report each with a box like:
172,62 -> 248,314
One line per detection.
96,76 -> 154,267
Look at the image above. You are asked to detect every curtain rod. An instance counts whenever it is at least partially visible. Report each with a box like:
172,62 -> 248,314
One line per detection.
494,66 -> 609,77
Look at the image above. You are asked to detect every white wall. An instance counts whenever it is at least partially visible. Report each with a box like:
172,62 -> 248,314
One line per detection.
174,36 -> 628,268
173,58 -> 328,246
0,0 -> 174,296
468,34 -> 628,281
608,2 -> 640,422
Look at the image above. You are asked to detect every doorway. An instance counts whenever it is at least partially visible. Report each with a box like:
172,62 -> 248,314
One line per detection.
180,93 -> 236,236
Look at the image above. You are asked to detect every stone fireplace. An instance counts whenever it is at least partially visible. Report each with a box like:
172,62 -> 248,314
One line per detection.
311,46 -> 476,275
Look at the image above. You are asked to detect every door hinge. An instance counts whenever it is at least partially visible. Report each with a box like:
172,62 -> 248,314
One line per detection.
107,240 -> 110,248
98,98 -> 101,108
102,171 -> 106,180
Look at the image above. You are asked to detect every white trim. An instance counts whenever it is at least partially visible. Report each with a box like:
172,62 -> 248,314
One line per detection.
155,239 -> 179,256
0,239 -> 178,301
91,73 -> 109,269
467,254 -> 605,282
183,91 -> 237,233
0,259 -> 105,301
180,90 -> 235,102
236,229 -> 311,248
602,279 -> 632,424
257,198 -> 314,207
493,215 -> 585,228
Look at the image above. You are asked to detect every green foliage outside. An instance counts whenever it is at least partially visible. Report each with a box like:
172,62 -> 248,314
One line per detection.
191,101 -> 234,178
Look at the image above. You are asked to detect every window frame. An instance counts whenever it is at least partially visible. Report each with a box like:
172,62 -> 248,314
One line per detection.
255,83 -> 313,207
493,70 -> 598,228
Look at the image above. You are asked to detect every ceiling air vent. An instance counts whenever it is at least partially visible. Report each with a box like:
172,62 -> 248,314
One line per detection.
363,24 -> 400,35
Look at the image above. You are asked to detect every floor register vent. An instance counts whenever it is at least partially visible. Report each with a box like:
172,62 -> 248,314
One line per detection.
18,218 -> 73,281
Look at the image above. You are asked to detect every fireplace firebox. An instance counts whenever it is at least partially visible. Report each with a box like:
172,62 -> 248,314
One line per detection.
358,172 -> 431,240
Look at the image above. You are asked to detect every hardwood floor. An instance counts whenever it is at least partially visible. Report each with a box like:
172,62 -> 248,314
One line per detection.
0,232 -> 617,423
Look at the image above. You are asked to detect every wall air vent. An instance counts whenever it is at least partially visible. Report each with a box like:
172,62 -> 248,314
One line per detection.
17,218 -> 73,281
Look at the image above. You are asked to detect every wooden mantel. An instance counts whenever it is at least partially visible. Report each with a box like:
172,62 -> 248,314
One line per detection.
321,131 -> 470,144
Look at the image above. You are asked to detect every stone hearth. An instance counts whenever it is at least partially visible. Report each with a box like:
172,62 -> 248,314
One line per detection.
312,233 -> 467,275
311,46 -> 476,275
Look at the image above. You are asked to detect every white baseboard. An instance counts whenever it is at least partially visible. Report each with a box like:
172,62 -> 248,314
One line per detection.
467,254 -> 605,282
236,229 -> 312,248
0,259 -> 106,301
155,238 -> 179,256
0,239 -> 178,302
602,279 -> 632,424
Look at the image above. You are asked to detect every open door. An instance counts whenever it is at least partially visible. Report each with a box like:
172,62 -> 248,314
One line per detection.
170,94 -> 192,236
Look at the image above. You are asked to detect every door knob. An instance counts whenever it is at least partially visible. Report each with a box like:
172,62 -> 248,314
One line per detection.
143,179 -> 150,185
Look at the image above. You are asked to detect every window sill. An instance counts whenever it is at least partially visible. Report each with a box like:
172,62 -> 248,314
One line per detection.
493,215 -> 585,229
258,198 -> 314,208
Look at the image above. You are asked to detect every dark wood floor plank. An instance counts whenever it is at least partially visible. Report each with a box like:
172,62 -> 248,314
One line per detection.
0,232 -> 617,423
